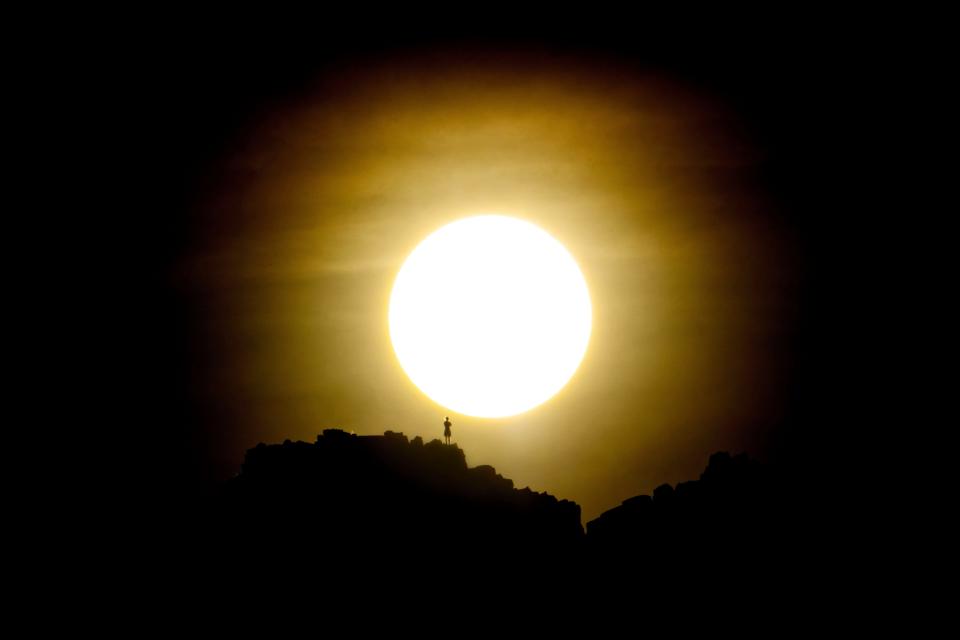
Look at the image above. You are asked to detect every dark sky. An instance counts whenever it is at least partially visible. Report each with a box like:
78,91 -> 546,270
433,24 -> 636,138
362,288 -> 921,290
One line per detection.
84,13 -> 886,520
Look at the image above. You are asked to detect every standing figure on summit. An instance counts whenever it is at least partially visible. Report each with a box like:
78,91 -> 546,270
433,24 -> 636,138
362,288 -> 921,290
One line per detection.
443,416 -> 452,445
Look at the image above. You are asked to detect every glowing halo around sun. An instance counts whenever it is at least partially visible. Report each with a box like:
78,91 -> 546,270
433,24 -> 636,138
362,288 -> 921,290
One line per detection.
389,215 -> 592,418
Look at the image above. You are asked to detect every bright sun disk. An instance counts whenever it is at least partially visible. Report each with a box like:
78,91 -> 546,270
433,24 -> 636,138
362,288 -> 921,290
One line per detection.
389,215 -> 592,418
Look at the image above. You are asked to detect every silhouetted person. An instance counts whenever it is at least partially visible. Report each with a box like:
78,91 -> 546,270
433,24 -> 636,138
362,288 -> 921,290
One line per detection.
443,416 -> 452,445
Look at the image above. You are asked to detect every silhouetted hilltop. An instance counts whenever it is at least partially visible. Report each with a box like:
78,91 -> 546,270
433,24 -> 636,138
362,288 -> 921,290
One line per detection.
212,429 -> 583,559
194,431 -> 799,586
588,452 -> 774,536
584,451 -> 790,571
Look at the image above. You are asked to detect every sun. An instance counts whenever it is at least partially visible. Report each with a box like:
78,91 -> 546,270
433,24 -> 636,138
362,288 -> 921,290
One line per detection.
389,215 -> 592,418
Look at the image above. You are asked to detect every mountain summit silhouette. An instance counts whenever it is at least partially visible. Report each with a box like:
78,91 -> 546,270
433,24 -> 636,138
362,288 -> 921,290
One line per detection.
194,429 -> 796,576
213,429 -> 584,555
139,427 -> 813,605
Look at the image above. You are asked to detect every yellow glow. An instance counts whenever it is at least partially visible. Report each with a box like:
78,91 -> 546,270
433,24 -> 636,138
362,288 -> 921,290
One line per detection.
389,215 -> 592,418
